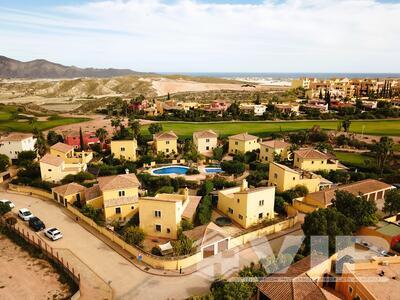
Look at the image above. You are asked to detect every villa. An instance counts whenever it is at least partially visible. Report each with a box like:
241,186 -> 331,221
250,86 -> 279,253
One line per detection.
193,130 -> 218,156
40,142 -> 93,182
52,172 -> 141,223
293,149 -> 345,172
0,133 -> 36,162
64,131 -> 100,150
153,131 -> 178,156
268,162 -> 332,193
259,139 -> 291,163
138,188 -> 201,239
111,139 -> 138,161
228,132 -> 259,154
293,179 -> 395,213
217,179 -> 275,229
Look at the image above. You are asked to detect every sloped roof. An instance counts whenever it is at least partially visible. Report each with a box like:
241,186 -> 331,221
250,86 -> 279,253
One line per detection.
50,142 -> 74,153
154,131 -> 178,141
272,162 -> 299,175
40,154 -> 64,166
193,130 -> 218,139
0,133 -> 34,142
257,256 -> 329,300
260,139 -> 290,149
295,149 -> 329,160
97,173 -> 140,191
52,182 -> 86,197
183,222 -> 229,248
182,195 -> 202,219
305,179 -> 394,207
84,184 -> 102,201
228,132 -> 258,141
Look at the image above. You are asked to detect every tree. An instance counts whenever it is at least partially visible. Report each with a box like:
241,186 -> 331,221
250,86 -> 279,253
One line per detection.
254,93 -> 261,105
95,128 -> 108,143
383,189 -> 400,216
148,123 -> 163,135
341,118 -> 351,132
129,118 -> 141,139
274,196 -> 286,215
373,137 -> 394,175
46,130 -> 63,146
333,190 -> 378,229
199,180 -> 214,196
196,195 -> 212,225
212,147 -> 224,161
0,202 -> 11,215
123,226 -> 146,247
221,160 -> 245,175
111,118 -> 122,132
79,127 -> 85,151
172,234 -> 194,256
16,151 -> 37,168
33,127 -> 47,156
81,205 -> 103,224
181,219 -> 194,231
0,154 -> 9,172
319,89 -> 323,100
302,208 -> 355,254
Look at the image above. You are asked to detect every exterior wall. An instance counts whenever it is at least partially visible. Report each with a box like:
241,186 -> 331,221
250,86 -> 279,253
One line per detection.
155,139 -> 178,155
336,265 -> 375,300
268,163 -> 321,193
139,199 -> 181,239
0,137 -> 36,160
293,199 -> 320,213
218,187 -> 275,228
86,196 -> 104,209
65,133 -> 99,149
50,147 -> 74,159
52,192 -> 83,206
194,136 -> 218,154
104,203 -> 137,223
102,187 -> 138,201
228,138 -> 259,154
259,146 -> 289,163
40,162 -> 65,182
111,140 -> 138,161
293,155 -> 338,172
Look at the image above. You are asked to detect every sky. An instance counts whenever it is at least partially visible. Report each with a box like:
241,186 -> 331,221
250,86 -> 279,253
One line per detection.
0,0 -> 399,73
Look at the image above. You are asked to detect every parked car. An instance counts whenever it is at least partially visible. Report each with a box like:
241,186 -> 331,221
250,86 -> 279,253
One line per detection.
28,217 -> 45,231
0,199 -> 15,209
18,208 -> 34,221
44,227 -> 63,241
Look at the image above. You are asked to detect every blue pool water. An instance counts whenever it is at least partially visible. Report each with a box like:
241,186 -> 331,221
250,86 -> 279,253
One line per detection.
205,167 -> 223,173
152,165 -> 189,175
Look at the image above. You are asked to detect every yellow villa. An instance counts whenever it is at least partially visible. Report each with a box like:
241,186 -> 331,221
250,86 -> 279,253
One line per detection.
228,133 -> 259,154
268,162 -> 332,193
111,139 -> 138,161
52,173 -> 141,223
193,130 -> 218,156
259,139 -> 291,163
139,188 -> 201,239
217,179 -> 275,228
293,149 -> 345,172
153,131 -> 178,156
50,142 -> 93,164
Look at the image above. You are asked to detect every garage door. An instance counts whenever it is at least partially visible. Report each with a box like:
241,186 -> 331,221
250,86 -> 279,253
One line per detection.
217,239 -> 229,253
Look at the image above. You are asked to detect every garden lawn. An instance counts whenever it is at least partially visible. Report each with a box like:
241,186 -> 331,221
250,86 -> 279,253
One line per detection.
141,119 -> 400,138
333,151 -> 376,168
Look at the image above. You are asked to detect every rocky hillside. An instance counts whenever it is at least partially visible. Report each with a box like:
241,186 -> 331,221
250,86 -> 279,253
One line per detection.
0,55 -> 140,79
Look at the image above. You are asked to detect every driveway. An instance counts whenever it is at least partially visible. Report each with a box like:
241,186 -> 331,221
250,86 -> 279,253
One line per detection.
2,191 -> 304,299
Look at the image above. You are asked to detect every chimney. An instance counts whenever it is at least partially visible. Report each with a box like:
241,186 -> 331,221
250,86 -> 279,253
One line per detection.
241,179 -> 248,191
184,187 -> 189,200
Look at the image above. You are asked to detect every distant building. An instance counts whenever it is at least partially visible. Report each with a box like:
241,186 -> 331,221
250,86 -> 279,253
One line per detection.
259,139 -> 291,163
64,131 -> 99,150
153,131 -> 178,156
268,162 -> 332,193
293,149 -> 345,172
139,188 -> 201,239
111,139 -> 138,161
228,132 -> 259,154
0,133 -> 36,161
217,179 -> 275,228
193,130 -> 218,156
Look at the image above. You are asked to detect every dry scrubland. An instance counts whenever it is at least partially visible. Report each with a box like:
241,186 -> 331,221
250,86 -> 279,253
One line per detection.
0,234 -> 72,300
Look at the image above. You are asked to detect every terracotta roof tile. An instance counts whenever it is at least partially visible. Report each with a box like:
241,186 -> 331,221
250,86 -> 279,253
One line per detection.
40,154 -> 64,166
84,185 -> 102,201
0,133 -> 34,142
295,149 -> 329,160
193,130 -> 218,139
182,196 -> 202,219
97,173 -> 140,191
52,183 -> 86,197
229,132 -> 258,141
260,139 -> 290,149
154,131 -> 178,141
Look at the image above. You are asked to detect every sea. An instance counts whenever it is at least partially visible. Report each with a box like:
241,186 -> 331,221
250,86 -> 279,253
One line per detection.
161,72 -> 400,87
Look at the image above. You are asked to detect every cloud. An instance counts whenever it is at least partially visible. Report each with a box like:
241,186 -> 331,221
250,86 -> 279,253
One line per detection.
0,0 -> 399,72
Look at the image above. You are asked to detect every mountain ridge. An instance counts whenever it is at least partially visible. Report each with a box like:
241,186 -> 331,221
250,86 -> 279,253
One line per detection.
0,55 -> 141,79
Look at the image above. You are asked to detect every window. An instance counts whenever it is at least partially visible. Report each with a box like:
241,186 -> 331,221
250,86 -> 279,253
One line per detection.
118,190 -> 125,197
321,161 -> 324,164
238,214 -> 243,220
131,206 -> 134,210
259,200 -> 264,206
166,148 -> 169,153
228,208 -> 234,214
120,147 -> 125,151
206,139 -> 210,143
293,177 -> 296,181
349,286 -> 353,294
155,224 -> 162,232
206,146 -> 209,150
311,161 -> 314,164
258,213 -> 263,219
235,141 -> 238,145
237,199 -> 240,203
274,173 -> 278,179
115,207 -> 121,214
155,210 -> 161,217
48,169 -> 52,172
167,228 -> 171,233
297,158 -> 299,162
166,141 -> 170,145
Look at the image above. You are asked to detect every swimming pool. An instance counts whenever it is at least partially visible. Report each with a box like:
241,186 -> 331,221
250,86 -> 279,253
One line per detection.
205,166 -> 223,173
152,165 -> 190,175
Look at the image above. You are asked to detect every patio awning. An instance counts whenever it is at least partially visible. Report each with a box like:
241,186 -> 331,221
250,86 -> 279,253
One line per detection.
159,241 -> 173,252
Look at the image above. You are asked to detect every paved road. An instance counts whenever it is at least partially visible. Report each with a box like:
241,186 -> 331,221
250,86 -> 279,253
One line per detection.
2,191 -> 303,299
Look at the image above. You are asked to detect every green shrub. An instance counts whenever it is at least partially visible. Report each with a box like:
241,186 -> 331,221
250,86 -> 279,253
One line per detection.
151,246 -> 162,256
123,226 -> 146,247
196,195 -> 212,225
81,205 -> 103,225
221,160 -> 245,175
0,202 -> 11,215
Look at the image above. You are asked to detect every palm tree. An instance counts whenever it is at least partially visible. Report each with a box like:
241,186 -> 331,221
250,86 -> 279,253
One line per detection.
128,118 -> 141,139
95,128 -> 108,143
374,137 -> 394,175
